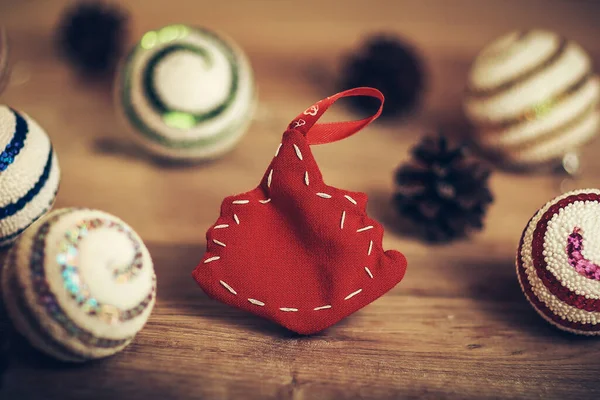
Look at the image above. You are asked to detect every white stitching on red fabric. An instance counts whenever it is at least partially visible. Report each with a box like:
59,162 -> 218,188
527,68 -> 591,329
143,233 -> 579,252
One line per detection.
207,141 -> 377,313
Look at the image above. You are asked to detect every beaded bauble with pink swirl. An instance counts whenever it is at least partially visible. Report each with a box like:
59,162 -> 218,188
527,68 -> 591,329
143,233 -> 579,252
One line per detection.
517,188 -> 600,335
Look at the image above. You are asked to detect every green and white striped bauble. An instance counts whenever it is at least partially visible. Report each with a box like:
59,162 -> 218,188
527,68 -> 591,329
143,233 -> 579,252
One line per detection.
116,25 -> 256,161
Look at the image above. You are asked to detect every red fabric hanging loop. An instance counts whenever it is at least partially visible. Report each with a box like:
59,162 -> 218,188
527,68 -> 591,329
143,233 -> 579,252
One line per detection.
287,87 -> 384,145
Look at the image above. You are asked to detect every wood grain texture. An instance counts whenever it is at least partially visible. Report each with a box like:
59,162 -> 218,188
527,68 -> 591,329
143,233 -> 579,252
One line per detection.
1,0 -> 600,399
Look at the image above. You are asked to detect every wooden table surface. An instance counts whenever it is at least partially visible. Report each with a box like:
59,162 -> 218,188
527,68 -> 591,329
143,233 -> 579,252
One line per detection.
1,0 -> 600,399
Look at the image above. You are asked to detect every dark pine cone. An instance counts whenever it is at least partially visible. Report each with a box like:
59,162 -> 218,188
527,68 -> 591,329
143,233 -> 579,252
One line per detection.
57,1 -> 128,76
393,135 -> 493,242
341,34 -> 424,119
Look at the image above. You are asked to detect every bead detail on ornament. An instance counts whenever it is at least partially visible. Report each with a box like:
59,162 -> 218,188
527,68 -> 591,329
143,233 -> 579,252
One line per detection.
0,109 -> 28,172
566,228 -> 600,280
0,147 -> 54,219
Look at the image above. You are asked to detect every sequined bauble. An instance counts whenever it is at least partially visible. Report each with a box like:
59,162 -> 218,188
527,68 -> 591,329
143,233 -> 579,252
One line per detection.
115,24 -> 256,161
517,189 -> 600,335
465,30 -> 600,168
0,105 -> 60,246
1,208 -> 156,361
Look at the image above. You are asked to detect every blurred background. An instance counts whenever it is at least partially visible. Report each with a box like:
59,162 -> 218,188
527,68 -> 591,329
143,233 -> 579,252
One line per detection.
1,0 -> 599,246
1,0 -> 600,246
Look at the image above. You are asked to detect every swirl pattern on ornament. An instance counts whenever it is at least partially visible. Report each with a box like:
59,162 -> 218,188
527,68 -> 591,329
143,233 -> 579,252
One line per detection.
567,227 -> 600,280
56,218 -> 152,324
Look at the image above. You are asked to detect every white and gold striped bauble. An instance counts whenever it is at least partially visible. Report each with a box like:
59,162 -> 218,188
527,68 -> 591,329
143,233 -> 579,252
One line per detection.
0,105 -> 60,246
464,30 -> 600,167
115,24 -> 256,161
2,208 -> 156,361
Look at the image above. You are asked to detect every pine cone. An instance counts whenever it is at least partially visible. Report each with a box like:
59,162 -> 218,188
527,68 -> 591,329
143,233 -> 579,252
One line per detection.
57,1 -> 128,76
393,135 -> 493,242
341,34 -> 424,119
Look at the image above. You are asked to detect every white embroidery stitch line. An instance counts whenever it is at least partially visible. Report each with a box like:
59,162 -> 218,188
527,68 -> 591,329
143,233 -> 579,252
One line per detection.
267,169 -> 273,188
233,214 -> 240,225
204,256 -> 220,264
232,200 -> 250,205
313,305 -> 332,311
279,307 -> 299,312
259,199 -> 271,204
248,298 -> 265,306
368,240 -> 373,256
275,143 -> 282,157
340,211 -> 346,229
365,267 -> 373,279
214,224 -> 229,229
356,226 -> 373,233
344,289 -> 363,300
316,193 -> 332,199
344,195 -> 357,205
293,144 -> 303,160
220,280 -> 237,295
304,171 -> 309,186
213,239 -> 226,247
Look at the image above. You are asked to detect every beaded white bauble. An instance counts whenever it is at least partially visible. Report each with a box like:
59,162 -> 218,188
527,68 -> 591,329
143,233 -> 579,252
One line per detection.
1,208 -> 156,361
115,24 -> 256,161
0,105 -> 60,246
465,30 -> 600,167
517,189 -> 600,335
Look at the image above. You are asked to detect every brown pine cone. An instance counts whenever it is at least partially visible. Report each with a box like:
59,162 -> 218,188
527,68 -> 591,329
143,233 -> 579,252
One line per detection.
393,135 -> 493,242
57,1 -> 128,76
341,34 -> 424,119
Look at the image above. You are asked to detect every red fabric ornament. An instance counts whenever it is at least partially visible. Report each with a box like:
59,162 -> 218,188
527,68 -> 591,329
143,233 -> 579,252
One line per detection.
192,88 -> 408,335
